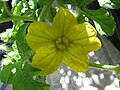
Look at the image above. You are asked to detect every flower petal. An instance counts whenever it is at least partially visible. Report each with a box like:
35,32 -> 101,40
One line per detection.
52,7 -> 77,37
32,44 -> 63,76
63,45 -> 89,72
73,37 -> 101,53
66,22 -> 101,53
66,22 -> 97,41
26,21 -> 56,51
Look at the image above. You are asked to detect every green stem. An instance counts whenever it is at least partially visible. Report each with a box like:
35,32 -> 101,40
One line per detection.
38,0 -> 54,21
0,1 -> 36,23
0,15 -> 36,23
3,1 -> 13,17
89,62 -> 120,72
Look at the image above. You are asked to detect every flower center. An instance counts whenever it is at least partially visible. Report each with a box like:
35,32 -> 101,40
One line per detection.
56,37 -> 69,51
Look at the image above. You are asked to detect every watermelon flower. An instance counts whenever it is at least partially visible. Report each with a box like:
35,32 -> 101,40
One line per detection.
26,7 -> 101,76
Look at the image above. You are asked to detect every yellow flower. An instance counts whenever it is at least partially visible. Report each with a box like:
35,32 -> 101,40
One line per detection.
26,7 -> 101,76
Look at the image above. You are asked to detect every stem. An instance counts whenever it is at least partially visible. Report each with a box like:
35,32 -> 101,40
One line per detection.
38,0 -> 54,21
89,62 -> 120,72
3,2 -> 13,17
0,1 -> 36,23
0,15 -> 36,23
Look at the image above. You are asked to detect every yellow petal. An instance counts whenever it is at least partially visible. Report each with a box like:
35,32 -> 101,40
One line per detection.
66,22 -> 97,41
52,7 -> 77,37
63,44 -> 89,72
66,22 -> 101,53
73,37 -> 101,52
26,21 -> 56,52
32,44 -> 63,76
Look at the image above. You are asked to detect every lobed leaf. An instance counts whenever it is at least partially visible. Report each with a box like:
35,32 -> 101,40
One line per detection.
12,62 -> 50,90
81,8 -> 116,36
0,62 -> 21,84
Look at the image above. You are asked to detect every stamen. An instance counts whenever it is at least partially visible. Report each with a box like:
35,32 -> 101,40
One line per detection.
56,37 -> 69,51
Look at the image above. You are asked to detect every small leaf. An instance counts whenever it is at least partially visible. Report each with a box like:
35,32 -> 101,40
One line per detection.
15,24 -> 33,60
81,8 -> 115,36
12,62 -> 50,90
97,0 -> 120,9
13,0 -> 28,15
13,1 -> 23,15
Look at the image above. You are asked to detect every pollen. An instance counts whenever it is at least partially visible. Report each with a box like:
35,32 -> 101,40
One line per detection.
56,37 -> 69,51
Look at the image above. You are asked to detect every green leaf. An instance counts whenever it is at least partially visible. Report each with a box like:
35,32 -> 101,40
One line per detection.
13,0 -> 28,15
57,0 -> 94,7
38,0 -> 48,7
93,21 -> 105,35
1,7 -> 10,18
77,0 -> 95,8
97,0 -> 120,9
57,0 -> 76,4
77,13 -> 88,24
12,1 -> 23,15
0,62 -> 21,84
0,64 -> 14,84
12,1 -> 25,32
46,7 -> 56,22
15,24 -> 33,60
12,62 -> 50,90
81,8 -> 115,36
